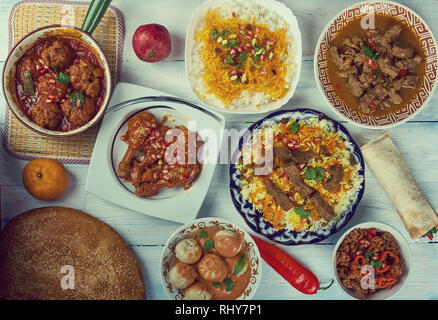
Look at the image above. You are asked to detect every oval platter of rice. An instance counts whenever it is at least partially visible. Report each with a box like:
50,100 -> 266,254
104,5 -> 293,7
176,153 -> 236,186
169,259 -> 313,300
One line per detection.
185,0 -> 302,114
229,109 -> 366,245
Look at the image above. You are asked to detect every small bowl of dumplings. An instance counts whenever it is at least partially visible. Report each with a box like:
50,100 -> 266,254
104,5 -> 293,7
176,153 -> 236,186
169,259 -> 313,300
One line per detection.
160,218 -> 262,300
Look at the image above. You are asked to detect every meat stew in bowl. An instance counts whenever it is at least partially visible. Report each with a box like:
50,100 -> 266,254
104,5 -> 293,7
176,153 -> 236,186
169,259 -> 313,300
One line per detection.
13,35 -> 106,131
328,15 -> 425,116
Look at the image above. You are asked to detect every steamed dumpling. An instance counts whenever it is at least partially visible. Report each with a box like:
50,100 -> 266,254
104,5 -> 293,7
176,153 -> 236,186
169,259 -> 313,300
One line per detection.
214,230 -> 243,258
175,238 -> 203,264
169,262 -> 197,289
184,282 -> 212,300
198,254 -> 228,282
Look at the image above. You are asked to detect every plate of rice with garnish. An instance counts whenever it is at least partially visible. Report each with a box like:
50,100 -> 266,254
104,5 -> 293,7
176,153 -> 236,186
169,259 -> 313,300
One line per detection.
229,109 -> 366,245
185,0 -> 302,114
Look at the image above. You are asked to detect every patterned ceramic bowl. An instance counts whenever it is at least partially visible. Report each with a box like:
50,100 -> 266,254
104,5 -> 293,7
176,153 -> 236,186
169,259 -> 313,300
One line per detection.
229,108 -> 365,246
160,218 -> 262,300
314,0 -> 438,129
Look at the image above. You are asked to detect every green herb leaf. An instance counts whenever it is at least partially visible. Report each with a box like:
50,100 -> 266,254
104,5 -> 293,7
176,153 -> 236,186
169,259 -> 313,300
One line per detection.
370,259 -> 382,269
56,72 -> 70,84
21,70 -> 35,96
226,54 -> 234,64
69,91 -> 85,109
212,281 -> 222,288
363,45 -> 379,61
237,52 -> 247,67
225,39 -> 240,48
425,227 -> 437,236
314,166 -> 325,182
220,28 -> 230,37
223,278 -> 234,292
305,166 -> 324,181
233,254 -> 246,275
295,207 -> 311,219
199,230 -> 208,238
364,251 -> 374,261
210,29 -> 218,39
253,54 -> 260,63
203,239 -> 214,251
290,121 -> 300,134
305,167 -> 316,180
52,65 -> 59,72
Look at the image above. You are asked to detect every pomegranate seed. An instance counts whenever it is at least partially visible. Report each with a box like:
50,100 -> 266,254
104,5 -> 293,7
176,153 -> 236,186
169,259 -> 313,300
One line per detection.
314,138 -> 321,142
356,251 -> 363,256
153,172 -> 159,179
373,253 -> 380,260
45,99 -> 52,103
247,30 -> 253,36
49,79 -> 56,84
76,100 -> 81,107
35,64 -> 40,70
298,163 -> 305,170
74,59 -> 79,64
287,143 -> 295,148
237,47 -> 243,53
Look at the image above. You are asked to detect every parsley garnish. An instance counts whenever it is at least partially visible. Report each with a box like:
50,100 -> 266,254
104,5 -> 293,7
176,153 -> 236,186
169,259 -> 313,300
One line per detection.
52,65 -> 59,72
295,207 -> 312,219
290,121 -> 300,133
304,166 -> 324,182
237,52 -> 247,67
69,91 -> 85,109
56,72 -> 70,84
363,45 -> 379,61
226,54 -> 234,64
220,28 -> 230,37
212,282 -> 222,288
225,39 -> 240,48
223,278 -> 234,292
203,239 -> 214,251
370,259 -> 383,269
210,29 -> 218,39
364,251 -> 374,261
199,230 -> 208,238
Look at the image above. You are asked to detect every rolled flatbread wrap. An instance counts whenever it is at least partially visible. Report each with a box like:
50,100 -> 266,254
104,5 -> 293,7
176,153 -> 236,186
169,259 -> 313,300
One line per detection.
361,132 -> 438,240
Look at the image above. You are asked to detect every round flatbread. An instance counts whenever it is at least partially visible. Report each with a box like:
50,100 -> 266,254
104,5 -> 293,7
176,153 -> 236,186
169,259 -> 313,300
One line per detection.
0,207 -> 146,300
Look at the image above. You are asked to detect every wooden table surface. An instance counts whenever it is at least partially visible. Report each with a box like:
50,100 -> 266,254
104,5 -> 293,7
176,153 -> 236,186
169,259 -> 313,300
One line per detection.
1,0 -> 437,300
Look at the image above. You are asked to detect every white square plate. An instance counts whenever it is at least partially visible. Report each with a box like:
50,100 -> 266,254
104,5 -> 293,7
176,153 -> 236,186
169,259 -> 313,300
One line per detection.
86,82 -> 225,224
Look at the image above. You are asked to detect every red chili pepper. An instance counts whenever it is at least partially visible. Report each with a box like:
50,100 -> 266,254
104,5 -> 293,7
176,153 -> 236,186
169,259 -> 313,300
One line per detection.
377,276 -> 397,289
396,69 -> 408,79
350,255 -> 367,274
365,57 -> 377,69
367,38 -> 376,50
251,235 -> 322,295
366,227 -> 377,240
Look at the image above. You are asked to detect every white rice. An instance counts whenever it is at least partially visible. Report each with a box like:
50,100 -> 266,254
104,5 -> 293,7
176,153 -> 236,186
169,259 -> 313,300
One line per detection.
188,0 -> 299,110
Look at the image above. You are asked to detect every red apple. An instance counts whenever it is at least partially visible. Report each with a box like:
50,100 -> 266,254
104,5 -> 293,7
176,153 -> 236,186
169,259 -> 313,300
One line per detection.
132,24 -> 171,62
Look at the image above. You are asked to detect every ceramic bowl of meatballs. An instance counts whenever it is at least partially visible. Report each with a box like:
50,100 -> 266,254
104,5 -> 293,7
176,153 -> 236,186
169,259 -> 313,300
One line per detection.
314,0 -> 438,128
160,218 -> 262,300
2,25 -> 112,136
332,222 -> 412,300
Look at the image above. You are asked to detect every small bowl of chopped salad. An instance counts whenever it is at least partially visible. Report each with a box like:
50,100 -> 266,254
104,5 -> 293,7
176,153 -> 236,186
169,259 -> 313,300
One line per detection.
185,0 -> 302,114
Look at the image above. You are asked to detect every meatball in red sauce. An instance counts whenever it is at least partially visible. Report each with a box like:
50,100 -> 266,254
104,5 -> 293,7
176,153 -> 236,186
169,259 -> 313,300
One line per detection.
30,100 -> 63,129
70,59 -> 103,98
61,94 -> 96,127
40,40 -> 73,69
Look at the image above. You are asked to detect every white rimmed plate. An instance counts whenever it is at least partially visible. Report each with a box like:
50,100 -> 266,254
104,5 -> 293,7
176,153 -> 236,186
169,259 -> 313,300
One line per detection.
85,82 -> 225,224
185,0 -> 302,114
160,217 -> 262,300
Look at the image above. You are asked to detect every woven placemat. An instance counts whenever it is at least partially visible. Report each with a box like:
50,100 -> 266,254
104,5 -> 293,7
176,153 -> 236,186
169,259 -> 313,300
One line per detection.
3,0 -> 125,164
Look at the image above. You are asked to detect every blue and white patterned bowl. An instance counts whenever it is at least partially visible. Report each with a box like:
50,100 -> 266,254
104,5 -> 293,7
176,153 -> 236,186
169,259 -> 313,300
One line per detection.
229,108 -> 366,246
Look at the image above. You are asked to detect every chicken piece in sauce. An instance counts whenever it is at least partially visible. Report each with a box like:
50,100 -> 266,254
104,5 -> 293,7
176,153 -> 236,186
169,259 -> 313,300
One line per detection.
118,112 -> 203,198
